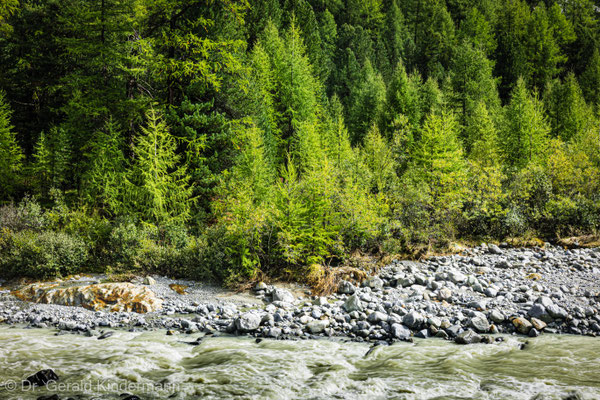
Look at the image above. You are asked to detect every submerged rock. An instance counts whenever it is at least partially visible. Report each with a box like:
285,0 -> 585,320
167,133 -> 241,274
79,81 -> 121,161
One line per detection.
455,329 -> 482,344
24,369 -> 59,387
512,317 -> 533,335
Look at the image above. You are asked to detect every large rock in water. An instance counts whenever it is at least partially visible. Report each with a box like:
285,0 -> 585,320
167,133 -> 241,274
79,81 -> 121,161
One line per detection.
23,369 -> 59,387
13,282 -> 163,313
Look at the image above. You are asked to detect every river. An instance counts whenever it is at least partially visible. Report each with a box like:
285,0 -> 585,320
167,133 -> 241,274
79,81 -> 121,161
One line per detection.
0,327 -> 598,399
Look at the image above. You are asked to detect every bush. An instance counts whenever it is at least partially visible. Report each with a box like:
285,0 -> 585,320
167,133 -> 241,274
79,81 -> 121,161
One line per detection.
0,229 -> 88,279
0,196 -> 47,232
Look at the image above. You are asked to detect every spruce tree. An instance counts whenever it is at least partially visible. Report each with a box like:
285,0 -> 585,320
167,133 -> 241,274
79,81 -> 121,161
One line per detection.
0,90 -> 22,198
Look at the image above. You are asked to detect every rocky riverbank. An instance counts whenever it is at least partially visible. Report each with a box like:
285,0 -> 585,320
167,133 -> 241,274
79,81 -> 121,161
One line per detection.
1,243 -> 599,345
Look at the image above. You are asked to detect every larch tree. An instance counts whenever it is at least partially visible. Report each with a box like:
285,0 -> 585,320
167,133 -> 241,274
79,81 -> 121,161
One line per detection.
501,78 -> 550,170
127,107 -> 193,225
81,117 -> 127,215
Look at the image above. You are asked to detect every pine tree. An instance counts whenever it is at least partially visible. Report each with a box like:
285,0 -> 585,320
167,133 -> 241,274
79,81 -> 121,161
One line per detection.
57,0 -> 149,155
382,0 -> 409,71
494,0 -> 530,98
81,117 -> 126,214
501,78 -> 550,170
0,90 -> 22,198
127,107 -> 193,225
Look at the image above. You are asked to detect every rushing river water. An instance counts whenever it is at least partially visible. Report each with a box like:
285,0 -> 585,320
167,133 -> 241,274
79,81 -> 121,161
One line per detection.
0,327 -> 598,400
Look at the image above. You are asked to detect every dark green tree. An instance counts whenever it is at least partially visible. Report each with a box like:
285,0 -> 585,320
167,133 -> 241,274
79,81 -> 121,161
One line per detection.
0,90 -> 23,198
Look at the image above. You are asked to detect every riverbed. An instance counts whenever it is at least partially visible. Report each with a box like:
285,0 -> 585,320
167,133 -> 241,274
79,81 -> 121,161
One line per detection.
0,327 -> 598,399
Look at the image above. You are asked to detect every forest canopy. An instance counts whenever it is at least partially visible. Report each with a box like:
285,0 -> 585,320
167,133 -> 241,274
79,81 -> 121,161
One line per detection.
1,0 -> 599,283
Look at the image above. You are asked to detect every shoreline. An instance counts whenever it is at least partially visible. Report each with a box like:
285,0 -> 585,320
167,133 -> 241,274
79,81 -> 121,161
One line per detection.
1,243 -> 599,344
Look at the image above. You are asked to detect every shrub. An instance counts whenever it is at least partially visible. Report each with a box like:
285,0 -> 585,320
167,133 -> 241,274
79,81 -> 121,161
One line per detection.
0,229 -> 88,279
0,196 -> 47,232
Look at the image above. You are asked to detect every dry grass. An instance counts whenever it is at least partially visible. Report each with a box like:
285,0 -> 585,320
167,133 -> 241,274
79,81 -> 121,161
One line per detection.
556,235 -> 600,249
311,265 -> 369,296
105,272 -> 137,283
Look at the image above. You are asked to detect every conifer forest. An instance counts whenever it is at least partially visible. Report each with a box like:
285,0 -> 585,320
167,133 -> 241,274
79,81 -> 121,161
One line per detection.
1,0 -> 600,284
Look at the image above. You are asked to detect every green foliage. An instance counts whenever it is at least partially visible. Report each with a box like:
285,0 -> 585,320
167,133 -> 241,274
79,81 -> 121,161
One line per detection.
0,90 -> 22,199
449,40 -> 500,137
31,126 -> 71,197
126,107 -> 194,225
381,61 -> 421,133
580,48 -> 600,112
348,60 -> 386,144
1,0 -> 600,283
544,73 -> 593,142
525,3 -> 572,91
0,0 -> 18,35
0,229 -> 88,279
500,78 -> 550,170
81,117 -> 127,214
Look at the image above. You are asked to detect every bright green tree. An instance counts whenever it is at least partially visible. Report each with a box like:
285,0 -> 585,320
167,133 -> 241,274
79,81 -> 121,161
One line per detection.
127,107 -> 193,225
500,78 -> 550,170
31,126 -> 71,197
409,111 -> 467,221
458,7 -> 496,57
525,3 -> 571,91
348,59 -> 386,144
381,61 -> 422,134
466,101 -> 499,162
81,117 -> 127,214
